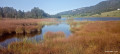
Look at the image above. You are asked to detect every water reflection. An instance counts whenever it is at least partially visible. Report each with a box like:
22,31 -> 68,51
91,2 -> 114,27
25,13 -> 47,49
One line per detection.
0,32 -> 42,47
42,23 -> 71,37
0,22 -> 71,47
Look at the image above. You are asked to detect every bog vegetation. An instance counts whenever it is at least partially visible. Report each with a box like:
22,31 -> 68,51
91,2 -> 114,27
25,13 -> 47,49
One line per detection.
1,21 -> 120,54
0,18 -> 58,37
0,0 -> 120,54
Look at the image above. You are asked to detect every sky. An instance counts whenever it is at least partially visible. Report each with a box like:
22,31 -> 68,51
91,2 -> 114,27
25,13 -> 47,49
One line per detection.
0,0 -> 105,15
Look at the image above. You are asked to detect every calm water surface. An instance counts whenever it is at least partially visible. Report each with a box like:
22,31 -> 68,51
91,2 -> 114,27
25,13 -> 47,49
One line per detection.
74,17 -> 120,21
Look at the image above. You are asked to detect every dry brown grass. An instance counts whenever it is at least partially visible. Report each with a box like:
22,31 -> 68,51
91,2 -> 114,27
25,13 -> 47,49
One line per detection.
1,21 -> 120,54
44,31 -> 65,41
0,18 -> 57,36
69,21 -> 120,54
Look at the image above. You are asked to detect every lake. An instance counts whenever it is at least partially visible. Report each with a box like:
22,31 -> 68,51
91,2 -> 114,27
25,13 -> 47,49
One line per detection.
0,17 -> 120,47
74,17 -> 120,21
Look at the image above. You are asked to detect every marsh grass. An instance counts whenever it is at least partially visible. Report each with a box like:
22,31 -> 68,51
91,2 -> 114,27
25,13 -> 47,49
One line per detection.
44,31 -> 65,41
69,21 -> 92,33
1,21 -> 120,54
0,18 -> 57,36
6,37 -> 40,54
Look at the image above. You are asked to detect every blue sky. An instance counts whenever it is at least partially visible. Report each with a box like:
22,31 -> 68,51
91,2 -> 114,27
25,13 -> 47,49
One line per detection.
0,0 -> 105,15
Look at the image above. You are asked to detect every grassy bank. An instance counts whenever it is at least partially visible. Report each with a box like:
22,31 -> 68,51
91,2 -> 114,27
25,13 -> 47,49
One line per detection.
1,21 -> 120,54
0,18 -> 58,36
92,10 -> 120,17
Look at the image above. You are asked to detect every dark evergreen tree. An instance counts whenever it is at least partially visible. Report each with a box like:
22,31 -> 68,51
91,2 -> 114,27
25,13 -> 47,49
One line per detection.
0,7 -> 3,18
31,7 -> 49,18
2,7 -> 17,18
17,10 -> 24,18
25,11 -> 32,18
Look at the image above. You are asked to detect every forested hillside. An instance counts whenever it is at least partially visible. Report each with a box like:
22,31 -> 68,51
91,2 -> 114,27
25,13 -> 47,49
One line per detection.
57,0 -> 120,17
0,7 -> 61,18
62,10 -> 120,18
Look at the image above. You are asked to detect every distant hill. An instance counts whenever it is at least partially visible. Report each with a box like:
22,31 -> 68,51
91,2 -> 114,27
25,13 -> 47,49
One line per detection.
57,0 -> 120,17
61,10 -> 120,18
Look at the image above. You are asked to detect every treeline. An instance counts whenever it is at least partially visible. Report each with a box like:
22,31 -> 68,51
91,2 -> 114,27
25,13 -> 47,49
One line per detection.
0,7 -> 61,18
